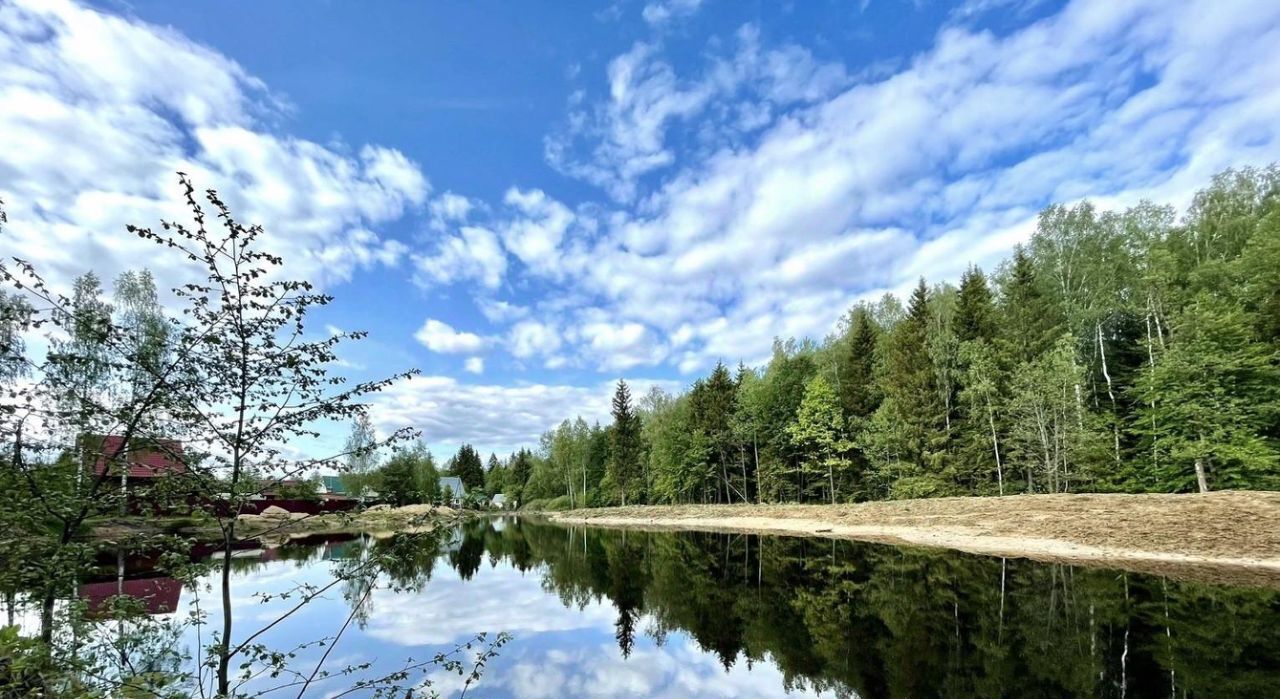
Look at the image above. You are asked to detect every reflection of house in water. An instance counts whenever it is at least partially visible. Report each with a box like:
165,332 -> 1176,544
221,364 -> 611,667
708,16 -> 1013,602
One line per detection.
323,537 -> 364,561
79,577 -> 182,617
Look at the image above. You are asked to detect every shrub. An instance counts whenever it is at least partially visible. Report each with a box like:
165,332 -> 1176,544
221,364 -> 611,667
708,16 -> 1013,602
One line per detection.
543,495 -> 572,511
888,475 -> 958,500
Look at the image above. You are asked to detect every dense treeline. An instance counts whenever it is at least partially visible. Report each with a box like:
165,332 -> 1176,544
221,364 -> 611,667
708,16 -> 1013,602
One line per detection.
497,167 -> 1280,507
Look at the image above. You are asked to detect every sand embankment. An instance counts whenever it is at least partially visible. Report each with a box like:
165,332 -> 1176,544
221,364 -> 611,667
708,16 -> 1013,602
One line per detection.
551,491 -> 1280,588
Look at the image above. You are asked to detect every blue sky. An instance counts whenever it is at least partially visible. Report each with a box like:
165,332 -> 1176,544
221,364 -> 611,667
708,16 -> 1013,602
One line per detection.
2,0 -> 1278,459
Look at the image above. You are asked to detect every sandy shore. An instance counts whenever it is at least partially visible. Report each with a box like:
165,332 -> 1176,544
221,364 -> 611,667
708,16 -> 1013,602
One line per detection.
550,491 -> 1280,589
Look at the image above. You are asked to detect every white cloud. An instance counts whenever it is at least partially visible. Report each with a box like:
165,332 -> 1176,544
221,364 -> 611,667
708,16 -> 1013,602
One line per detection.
576,317 -> 668,370
428,191 -> 478,230
362,563 -> 617,647
506,320 -> 563,361
412,225 -> 507,290
641,0 -> 704,27
464,356 -> 484,374
545,27 -> 852,203
497,641 -> 838,699
489,0 -> 1280,374
0,0 -> 428,293
368,375 -> 681,456
500,188 -> 575,275
414,319 -> 486,354
476,299 -> 529,323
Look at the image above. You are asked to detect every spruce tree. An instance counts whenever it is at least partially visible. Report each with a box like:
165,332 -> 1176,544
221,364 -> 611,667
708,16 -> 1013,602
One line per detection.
885,279 -> 946,478
452,443 -> 486,492
608,379 -> 641,505
999,246 -> 1061,366
837,307 -> 880,420
691,361 -> 738,502
955,266 -> 997,344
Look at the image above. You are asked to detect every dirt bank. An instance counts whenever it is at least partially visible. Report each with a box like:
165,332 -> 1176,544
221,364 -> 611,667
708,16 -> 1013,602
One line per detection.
551,491 -> 1280,589
88,504 -> 468,542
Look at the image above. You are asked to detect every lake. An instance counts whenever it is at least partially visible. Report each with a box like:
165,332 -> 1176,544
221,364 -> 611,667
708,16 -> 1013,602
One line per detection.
82,516 -> 1280,698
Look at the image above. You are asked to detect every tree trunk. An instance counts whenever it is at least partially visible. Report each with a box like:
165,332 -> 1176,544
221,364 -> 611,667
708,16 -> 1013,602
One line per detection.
216,520 -> 235,696
1097,322 -> 1121,464
985,396 -> 1004,495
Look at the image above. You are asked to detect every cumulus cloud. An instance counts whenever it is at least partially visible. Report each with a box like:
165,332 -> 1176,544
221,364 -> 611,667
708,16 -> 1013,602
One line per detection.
412,225 -> 507,290
641,0 -> 704,27
476,299 -> 529,323
368,375 -> 681,456
0,0 -> 428,293
464,356 -> 484,374
506,320 -> 563,362
500,188 -> 575,276
487,0 -> 1280,375
428,191 -> 478,230
414,319 -> 487,354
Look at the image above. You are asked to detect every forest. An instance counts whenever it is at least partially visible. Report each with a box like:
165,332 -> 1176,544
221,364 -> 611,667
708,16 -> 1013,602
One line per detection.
489,166 -> 1280,508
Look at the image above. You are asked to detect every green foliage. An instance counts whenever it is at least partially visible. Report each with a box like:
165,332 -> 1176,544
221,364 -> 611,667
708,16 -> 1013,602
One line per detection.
787,375 -> 853,503
342,413 -> 381,500
450,444 -> 486,492
607,380 -> 642,505
1133,294 -> 1280,491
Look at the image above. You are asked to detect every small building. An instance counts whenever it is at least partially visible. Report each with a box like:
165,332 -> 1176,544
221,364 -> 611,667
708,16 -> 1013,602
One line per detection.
89,435 -> 187,485
490,493 -> 508,509
320,475 -> 351,499
438,476 -> 466,505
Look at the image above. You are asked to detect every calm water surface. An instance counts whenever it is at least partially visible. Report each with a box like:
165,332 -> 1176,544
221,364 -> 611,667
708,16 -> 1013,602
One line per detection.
96,517 -> 1280,698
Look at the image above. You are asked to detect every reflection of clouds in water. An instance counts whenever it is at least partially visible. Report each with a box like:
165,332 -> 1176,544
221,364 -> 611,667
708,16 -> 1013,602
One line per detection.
497,641 -> 837,699
362,563 -> 616,645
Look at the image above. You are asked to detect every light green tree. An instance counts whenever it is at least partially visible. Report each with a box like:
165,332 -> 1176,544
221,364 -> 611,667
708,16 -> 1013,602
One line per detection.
1133,295 -> 1280,492
788,375 -> 853,503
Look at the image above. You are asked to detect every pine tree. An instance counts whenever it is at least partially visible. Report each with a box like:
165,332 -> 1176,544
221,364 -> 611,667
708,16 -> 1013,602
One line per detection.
608,380 -> 641,505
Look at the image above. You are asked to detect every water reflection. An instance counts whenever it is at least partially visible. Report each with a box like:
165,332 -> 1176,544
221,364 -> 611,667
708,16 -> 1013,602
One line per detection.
87,518 -> 1280,698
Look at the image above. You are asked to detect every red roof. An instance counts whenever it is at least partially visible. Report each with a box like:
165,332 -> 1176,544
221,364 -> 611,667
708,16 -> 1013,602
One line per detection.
79,577 -> 183,616
91,435 -> 187,479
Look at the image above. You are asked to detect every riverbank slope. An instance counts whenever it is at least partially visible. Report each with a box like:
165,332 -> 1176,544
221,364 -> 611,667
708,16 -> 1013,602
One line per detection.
551,491 -> 1280,588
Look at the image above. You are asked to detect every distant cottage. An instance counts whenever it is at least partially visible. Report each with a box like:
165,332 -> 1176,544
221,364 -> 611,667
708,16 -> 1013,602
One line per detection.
438,476 -> 466,505
88,435 -> 187,487
320,475 -> 350,498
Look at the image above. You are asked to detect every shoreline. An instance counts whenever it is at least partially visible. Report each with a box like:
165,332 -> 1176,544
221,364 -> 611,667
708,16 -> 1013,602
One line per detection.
549,491 -> 1280,589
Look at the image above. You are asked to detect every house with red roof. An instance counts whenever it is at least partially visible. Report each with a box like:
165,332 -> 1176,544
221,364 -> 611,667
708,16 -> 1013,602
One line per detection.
87,434 -> 188,497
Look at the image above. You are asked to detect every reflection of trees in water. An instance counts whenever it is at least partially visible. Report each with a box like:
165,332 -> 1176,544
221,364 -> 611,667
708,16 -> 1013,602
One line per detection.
434,518 -> 1280,699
